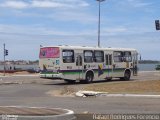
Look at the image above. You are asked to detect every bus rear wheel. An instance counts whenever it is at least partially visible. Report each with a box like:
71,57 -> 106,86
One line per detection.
85,72 -> 93,84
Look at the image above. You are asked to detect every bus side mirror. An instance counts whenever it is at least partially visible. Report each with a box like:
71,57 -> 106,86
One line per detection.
138,53 -> 141,61
139,55 -> 142,60
84,65 -> 87,69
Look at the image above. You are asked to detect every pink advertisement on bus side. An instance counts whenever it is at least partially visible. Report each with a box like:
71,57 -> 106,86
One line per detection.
39,47 -> 60,58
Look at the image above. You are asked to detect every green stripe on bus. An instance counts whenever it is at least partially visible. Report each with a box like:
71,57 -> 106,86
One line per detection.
41,68 -> 129,75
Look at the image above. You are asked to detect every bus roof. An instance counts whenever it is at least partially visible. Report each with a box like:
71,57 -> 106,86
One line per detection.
40,45 -> 137,52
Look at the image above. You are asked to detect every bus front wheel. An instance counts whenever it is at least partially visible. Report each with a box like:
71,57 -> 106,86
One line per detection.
121,70 -> 131,81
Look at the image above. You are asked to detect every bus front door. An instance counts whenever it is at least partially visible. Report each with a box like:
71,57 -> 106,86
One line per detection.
105,54 -> 113,79
76,54 -> 83,80
133,53 -> 138,75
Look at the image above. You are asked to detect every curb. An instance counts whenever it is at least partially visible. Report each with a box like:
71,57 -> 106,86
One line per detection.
75,91 -> 160,98
0,106 -> 76,120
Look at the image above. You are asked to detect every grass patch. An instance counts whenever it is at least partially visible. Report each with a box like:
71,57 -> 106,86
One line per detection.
84,80 -> 160,94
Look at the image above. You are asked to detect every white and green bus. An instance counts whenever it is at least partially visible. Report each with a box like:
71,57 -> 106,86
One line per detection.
39,45 -> 138,83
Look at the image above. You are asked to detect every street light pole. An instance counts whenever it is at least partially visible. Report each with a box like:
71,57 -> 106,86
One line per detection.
97,0 -> 105,47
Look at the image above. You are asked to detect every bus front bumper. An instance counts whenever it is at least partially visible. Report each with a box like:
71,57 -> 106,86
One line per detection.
40,73 -> 63,79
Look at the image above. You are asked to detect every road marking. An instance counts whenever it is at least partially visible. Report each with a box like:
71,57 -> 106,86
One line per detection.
100,94 -> 160,98
139,71 -> 160,73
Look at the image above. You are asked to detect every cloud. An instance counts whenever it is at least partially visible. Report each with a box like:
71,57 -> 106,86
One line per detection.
0,1 -> 28,9
31,0 -> 89,8
32,1 -> 69,8
102,27 -> 127,35
0,0 -> 92,24
127,0 -> 152,8
0,0 -> 89,9
0,23 -> 152,39
0,24 -> 72,36
49,11 -> 97,24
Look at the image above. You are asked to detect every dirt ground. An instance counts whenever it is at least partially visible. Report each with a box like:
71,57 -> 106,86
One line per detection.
84,80 -> 160,94
83,71 -> 160,94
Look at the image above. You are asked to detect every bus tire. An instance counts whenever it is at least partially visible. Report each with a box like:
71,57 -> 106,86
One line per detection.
106,78 -> 112,81
85,72 -> 93,84
122,70 -> 131,81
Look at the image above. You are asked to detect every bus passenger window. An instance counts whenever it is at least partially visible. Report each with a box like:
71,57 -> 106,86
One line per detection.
123,51 -> 132,62
84,50 -> 93,63
94,51 -> 104,62
114,51 -> 123,62
62,50 -> 74,63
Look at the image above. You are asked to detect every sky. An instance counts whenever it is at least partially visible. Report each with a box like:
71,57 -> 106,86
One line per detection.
0,0 -> 160,60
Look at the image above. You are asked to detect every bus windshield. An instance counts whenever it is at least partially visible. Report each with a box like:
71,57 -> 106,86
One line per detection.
39,47 -> 60,58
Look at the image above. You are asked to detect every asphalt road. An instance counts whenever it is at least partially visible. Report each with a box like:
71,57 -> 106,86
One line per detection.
0,84 -> 160,114
0,71 -> 160,114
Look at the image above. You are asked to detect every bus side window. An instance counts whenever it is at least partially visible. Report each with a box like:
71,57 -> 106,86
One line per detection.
123,51 -> 132,62
84,50 -> 93,63
94,51 -> 104,62
113,51 -> 123,62
62,50 -> 74,63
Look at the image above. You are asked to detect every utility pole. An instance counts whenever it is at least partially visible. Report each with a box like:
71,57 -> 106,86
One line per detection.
96,0 -> 105,47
